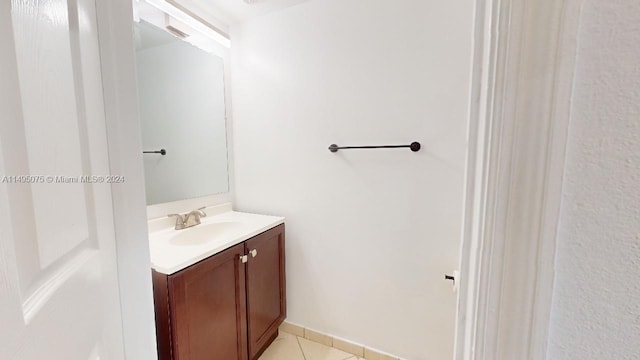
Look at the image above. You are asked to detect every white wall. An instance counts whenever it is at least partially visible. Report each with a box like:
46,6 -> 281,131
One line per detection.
547,1 -> 640,358
136,37 -> 229,205
230,1 -> 475,358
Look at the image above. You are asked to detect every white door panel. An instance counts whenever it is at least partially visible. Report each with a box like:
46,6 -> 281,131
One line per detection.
12,0 -> 90,271
0,0 -> 126,359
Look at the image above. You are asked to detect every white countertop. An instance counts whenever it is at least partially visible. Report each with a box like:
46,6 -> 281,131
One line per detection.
148,204 -> 284,275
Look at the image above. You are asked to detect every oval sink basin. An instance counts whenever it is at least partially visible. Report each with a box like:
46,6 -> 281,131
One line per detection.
169,222 -> 245,246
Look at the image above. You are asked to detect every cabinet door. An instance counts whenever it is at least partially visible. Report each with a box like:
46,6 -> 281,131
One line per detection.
245,224 -> 286,359
169,243 -> 248,360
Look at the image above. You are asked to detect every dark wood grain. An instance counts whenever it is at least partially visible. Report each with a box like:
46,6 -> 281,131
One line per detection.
245,224 -> 286,360
169,243 -> 248,360
152,270 -> 172,360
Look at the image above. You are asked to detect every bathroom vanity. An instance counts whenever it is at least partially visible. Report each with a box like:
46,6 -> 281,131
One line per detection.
134,8 -> 286,359
148,206 -> 285,360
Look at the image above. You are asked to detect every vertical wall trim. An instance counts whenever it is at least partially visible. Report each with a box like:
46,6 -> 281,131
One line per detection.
95,0 -> 158,358
454,0 -> 491,357
456,0 -> 583,359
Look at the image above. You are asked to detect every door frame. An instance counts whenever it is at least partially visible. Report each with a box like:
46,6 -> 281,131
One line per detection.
455,0 -> 584,358
94,0 -> 590,358
95,0 -> 158,358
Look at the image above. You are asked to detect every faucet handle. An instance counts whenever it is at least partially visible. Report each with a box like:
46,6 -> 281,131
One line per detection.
168,214 -> 186,230
168,213 -> 184,221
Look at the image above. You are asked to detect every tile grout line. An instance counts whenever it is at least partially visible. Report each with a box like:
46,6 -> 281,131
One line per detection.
296,334 -> 359,360
282,322 -> 402,360
295,335 -> 308,360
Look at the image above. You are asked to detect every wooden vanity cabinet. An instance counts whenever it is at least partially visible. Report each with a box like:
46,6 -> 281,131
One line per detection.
152,224 -> 285,360
245,226 -> 286,359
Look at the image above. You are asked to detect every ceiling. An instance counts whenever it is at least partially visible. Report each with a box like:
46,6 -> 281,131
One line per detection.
173,0 -> 313,24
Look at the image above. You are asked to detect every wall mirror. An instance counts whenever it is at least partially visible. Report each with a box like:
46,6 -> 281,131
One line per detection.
134,5 -> 230,206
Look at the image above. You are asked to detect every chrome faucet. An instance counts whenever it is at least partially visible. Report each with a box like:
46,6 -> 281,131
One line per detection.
168,207 -> 207,230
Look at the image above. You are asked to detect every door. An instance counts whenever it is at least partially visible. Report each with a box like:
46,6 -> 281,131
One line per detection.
245,225 -> 286,359
169,243 -> 248,360
0,0 -> 126,359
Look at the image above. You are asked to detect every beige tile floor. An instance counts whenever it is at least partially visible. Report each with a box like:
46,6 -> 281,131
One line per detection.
259,331 -> 365,360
